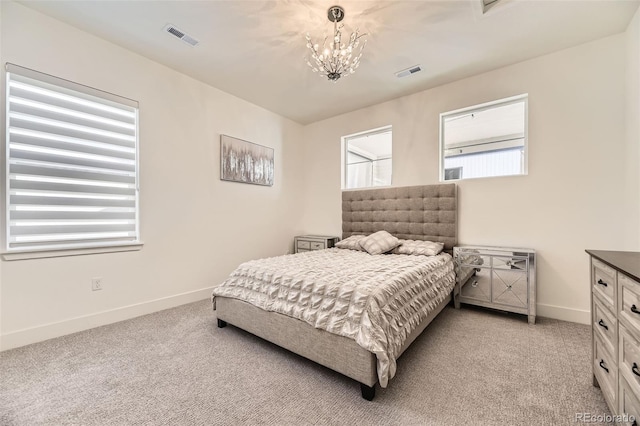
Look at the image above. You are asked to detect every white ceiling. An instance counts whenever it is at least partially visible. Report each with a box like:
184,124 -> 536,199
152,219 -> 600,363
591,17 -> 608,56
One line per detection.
19,0 -> 640,125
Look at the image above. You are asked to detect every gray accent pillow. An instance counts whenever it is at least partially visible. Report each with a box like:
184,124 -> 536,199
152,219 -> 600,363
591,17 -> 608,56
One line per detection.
359,231 -> 400,255
335,235 -> 365,251
392,239 -> 444,256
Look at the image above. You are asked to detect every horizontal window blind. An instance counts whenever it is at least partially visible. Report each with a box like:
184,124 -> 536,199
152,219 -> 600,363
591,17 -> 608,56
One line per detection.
5,64 -> 140,252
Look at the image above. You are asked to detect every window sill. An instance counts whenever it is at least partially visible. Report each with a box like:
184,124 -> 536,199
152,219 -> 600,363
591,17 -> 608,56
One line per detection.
2,242 -> 144,261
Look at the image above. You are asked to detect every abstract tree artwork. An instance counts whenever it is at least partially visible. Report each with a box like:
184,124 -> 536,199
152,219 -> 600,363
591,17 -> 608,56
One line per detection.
220,135 -> 274,186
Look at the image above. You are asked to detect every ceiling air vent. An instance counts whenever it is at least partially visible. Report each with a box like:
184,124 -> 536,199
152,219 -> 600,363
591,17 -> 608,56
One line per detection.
482,0 -> 500,14
163,24 -> 199,47
395,65 -> 422,79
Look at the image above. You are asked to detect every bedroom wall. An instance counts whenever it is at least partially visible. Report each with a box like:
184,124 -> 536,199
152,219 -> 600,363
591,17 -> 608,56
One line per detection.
0,2 -> 305,350
300,33 -> 631,324
627,7 -> 640,249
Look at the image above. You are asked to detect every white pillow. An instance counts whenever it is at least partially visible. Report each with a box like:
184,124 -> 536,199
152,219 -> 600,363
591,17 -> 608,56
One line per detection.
358,231 -> 400,255
392,239 -> 444,256
335,235 -> 366,251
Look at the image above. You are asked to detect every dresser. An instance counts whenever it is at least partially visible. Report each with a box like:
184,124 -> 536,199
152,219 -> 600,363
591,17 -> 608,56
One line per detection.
588,250 -> 640,424
293,235 -> 340,253
453,245 -> 536,324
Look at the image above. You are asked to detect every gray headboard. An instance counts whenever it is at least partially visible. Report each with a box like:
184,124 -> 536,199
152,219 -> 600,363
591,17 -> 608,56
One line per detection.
342,184 -> 457,250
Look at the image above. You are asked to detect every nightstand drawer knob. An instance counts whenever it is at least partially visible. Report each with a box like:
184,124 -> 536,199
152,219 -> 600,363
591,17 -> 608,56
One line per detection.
632,305 -> 640,315
598,319 -> 608,330
597,279 -> 608,287
599,359 -> 609,373
633,362 -> 640,377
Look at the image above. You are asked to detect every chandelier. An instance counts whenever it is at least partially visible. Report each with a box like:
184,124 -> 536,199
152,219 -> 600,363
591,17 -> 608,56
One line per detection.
305,6 -> 367,82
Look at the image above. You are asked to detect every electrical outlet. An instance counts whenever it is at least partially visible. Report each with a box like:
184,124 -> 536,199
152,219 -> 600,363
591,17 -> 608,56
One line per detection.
91,277 -> 103,291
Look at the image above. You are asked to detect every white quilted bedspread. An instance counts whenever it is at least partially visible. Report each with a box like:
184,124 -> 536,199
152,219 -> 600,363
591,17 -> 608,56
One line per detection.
211,248 -> 455,387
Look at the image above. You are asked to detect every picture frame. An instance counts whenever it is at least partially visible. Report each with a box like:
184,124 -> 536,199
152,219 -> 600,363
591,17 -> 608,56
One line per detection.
220,134 -> 274,186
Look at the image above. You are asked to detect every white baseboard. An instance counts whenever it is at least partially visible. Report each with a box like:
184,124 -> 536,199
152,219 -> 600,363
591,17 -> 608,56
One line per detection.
537,303 -> 590,325
0,286 -> 214,351
1,293 -> 590,351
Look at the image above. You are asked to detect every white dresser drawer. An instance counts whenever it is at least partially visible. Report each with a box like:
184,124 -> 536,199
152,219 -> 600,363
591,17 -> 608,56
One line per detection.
588,251 -> 640,419
593,296 -> 617,357
620,327 -> 640,396
593,259 -> 617,311
594,333 -> 618,407
620,275 -> 640,337
619,376 -> 640,426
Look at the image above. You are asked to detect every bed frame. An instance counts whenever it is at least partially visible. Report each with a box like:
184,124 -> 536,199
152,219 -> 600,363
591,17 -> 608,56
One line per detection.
215,184 -> 457,400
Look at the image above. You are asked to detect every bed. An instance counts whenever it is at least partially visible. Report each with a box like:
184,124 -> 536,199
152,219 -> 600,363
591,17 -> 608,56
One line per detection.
212,184 -> 457,400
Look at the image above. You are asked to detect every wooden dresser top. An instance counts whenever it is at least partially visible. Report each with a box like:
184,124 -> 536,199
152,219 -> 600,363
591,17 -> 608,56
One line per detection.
586,250 -> 640,282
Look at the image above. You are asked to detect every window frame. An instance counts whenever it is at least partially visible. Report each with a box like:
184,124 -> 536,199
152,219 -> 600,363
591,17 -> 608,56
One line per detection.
3,63 -> 142,260
439,94 -> 528,182
341,125 -> 393,190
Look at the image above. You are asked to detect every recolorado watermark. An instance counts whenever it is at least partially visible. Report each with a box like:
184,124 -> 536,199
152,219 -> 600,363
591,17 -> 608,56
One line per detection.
575,412 -> 635,423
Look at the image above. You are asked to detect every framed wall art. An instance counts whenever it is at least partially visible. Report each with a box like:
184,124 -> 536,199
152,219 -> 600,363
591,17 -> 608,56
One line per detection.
220,134 -> 274,186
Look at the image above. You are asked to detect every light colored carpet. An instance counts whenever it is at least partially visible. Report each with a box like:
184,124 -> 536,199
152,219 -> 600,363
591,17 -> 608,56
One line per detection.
0,300 -> 611,425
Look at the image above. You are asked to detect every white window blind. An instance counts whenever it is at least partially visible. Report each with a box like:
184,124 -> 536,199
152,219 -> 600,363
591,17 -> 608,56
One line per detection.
5,64 -> 140,253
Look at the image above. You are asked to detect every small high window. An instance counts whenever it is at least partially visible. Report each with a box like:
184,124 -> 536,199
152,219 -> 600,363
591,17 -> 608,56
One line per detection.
440,94 -> 528,181
342,126 -> 392,189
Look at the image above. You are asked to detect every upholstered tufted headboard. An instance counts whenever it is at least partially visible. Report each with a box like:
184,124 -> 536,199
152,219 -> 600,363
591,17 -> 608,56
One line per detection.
342,184 -> 457,250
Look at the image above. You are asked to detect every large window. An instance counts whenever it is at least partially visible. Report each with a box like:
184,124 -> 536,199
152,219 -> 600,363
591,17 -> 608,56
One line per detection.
5,64 -> 140,256
440,94 -> 528,181
343,126 -> 392,189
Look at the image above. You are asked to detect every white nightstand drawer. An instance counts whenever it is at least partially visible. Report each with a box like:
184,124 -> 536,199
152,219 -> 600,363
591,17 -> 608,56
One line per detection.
293,235 -> 340,254
491,268 -> 527,308
297,241 -> 311,250
460,268 -> 491,303
458,252 -> 490,268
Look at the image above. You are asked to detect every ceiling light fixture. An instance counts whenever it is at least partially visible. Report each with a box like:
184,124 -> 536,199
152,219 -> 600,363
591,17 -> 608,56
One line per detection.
305,5 -> 367,82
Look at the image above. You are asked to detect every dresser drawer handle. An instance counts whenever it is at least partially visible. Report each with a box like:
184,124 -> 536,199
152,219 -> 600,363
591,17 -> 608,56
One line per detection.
598,319 -> 608,330
632,305 -> 640,315
597,279 -> 608,287
599,360 -> 609,373
633,362 -> 640,377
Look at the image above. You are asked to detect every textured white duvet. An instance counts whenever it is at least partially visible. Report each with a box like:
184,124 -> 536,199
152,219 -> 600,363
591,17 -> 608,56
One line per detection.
212,248 -> 455,387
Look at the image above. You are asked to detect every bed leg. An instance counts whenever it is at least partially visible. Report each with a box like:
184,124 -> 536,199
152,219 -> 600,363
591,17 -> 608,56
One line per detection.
360,383 -> 375,401
453,289 -> 461,309
217,319 -> 227,328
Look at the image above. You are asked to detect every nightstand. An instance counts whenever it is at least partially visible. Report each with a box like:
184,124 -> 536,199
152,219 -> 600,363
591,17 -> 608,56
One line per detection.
294,235 -> 340,253
453,245 -> 536,324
